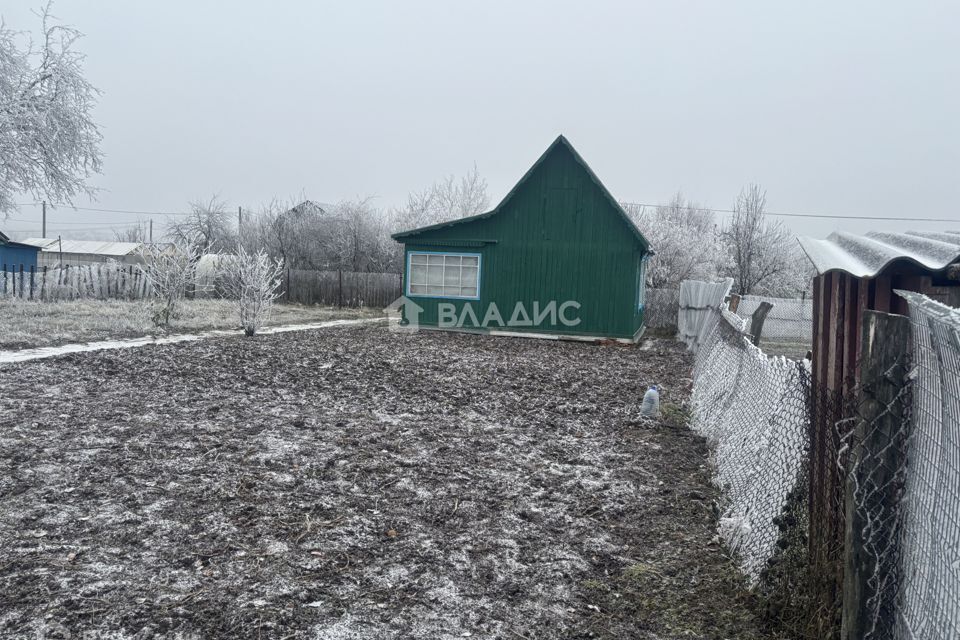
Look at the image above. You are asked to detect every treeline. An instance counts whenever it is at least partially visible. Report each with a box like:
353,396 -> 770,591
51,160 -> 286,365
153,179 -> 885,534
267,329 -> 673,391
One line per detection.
624,185 -> 814,297
123,171 -> 811,297
116,168 -> 491,276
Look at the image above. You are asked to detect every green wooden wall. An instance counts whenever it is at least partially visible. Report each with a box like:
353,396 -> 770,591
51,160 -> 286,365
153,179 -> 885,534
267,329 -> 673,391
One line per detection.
398,139 -> 648,339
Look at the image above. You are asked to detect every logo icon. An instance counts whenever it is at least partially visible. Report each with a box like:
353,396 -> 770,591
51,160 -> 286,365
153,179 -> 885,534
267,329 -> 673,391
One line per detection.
384,296 -> 424,332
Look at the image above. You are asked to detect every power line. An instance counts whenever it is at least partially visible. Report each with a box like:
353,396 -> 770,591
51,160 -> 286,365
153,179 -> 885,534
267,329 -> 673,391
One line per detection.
6,217 -> 149,227
14,202 -> 194,217
13,199 -> 960,224
621,202 -> 960,223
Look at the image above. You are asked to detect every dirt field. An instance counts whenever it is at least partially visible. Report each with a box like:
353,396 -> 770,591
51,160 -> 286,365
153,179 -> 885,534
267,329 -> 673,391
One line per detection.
0,325 -> 771,639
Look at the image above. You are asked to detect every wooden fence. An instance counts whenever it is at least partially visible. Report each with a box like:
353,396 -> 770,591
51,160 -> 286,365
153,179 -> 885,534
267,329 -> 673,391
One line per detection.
284,269 -> 402,308
1,263 -> 152,301
1,264 -> 402,308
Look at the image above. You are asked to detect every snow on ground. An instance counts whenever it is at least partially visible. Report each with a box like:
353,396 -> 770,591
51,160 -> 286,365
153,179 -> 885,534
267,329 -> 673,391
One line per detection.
0,325 -> 770,639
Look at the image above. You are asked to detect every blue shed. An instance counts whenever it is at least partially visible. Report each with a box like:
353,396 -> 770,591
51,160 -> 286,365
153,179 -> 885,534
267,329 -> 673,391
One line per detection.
0,231 -> 40,273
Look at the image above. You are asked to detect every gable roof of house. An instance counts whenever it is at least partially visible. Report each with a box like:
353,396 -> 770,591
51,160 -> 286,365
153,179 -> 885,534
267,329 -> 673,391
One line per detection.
391,135 -> 650,251
286,200 -> 336,217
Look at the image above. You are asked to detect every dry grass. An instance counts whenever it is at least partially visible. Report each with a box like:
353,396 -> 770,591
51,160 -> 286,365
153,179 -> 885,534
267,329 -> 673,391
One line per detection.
0,299 -> 379,350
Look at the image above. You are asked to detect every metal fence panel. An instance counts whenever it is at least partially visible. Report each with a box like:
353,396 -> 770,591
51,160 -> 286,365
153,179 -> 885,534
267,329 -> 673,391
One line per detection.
678,278 -> 734,352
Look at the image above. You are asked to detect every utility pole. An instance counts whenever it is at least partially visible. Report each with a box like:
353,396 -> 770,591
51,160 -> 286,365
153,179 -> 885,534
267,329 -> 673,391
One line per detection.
42,200 -> 47,237
149,219 -> 153,244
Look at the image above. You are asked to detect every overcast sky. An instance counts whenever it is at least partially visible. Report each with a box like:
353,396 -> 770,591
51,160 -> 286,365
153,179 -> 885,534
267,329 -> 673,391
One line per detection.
3,0 -> 959,241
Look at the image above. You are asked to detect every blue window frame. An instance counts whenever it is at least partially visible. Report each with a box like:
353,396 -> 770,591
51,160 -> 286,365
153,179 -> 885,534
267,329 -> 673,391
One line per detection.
406,251 -> 481,300
638,254 -> 649,310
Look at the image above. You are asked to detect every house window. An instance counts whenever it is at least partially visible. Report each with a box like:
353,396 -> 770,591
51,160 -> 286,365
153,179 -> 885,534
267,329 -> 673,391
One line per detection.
407,252 -> 480,299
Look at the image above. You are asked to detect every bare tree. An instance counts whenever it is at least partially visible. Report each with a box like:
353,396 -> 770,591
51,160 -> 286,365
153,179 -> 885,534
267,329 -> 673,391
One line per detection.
137,242 -> 202,327
625,192 -> 729,289
220,246 -> 283,336
167,195 -> 235,254
113,221 -> 149,243
0,2 -> 103,216
329,197 -> 385,272
391,166 -> 490,232
251,198 -> 340,270
723,184 -> 797,296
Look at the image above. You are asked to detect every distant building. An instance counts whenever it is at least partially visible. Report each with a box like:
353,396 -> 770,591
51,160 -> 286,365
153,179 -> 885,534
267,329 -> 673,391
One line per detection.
286,200 -> 335,217
0,230 -> 40,272
20,238 -> 147,267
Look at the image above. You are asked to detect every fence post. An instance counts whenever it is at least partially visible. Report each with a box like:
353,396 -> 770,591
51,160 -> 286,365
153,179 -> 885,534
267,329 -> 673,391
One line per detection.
2,264 -> 5,295
338,269 -> 343,308
40,265 -> 47,300
728,293 -> 741,313
29,265 -> 35,300
749,301 -> 774,346
286,267 -> 291,304
840,310 -> 911,640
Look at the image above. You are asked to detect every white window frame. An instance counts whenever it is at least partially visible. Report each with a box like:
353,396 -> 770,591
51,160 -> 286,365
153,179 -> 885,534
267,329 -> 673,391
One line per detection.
406,251 -> 482,300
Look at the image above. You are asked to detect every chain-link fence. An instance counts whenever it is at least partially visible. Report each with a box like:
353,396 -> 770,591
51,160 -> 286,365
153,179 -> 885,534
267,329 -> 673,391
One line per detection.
645,288 -> 680,331
735,294 -> 813,342
735,294 -> 813,359
687,284 -> 811,582
893,291 -> 960,640
685,278 -> 960,639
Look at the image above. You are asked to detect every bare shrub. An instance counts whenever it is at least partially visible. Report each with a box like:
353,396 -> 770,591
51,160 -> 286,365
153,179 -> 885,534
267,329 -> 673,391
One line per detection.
220,247 -> 283,336
138,243 -> 201,327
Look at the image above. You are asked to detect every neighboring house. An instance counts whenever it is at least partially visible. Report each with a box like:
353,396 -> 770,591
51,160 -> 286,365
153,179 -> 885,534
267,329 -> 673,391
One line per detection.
19,238 -> 146,267
286,200 -> 335,217
391,135 -> 653,341
0,231 -> 40,272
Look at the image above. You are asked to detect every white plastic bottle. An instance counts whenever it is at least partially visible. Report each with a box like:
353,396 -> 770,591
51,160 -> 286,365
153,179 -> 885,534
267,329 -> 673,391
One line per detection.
640,385 -> 660,417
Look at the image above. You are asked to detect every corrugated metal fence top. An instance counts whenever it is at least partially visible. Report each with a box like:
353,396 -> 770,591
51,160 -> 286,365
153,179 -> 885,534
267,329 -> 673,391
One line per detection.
679,278 -> 733,311
798,230 -> 960,278
678,278 -> 734,352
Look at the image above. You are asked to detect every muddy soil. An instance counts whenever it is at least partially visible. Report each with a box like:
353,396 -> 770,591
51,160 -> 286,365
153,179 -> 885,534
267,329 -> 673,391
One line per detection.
0,325 -> 773,639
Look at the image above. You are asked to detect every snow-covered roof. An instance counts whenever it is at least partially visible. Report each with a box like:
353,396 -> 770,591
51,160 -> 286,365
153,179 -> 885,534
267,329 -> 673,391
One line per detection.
797,230 -> 960,278
21,237 -> 142,256
286,200 -> 335,216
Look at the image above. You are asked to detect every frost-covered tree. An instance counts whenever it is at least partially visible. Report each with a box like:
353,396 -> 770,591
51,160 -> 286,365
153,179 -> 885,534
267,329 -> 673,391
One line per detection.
167,195 -> 235,254
391,166 -> 490,232
250,198 -> 339,270
138,242 -> 202,327
220,247 -> 284,336
625,193 -> 728,290
0,2 -> 103,216
722,184 -> 803,296
328,197 -> 399,273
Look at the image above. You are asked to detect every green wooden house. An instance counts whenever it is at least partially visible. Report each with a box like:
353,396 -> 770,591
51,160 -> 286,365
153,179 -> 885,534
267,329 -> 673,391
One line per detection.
391,135 -> 652,341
